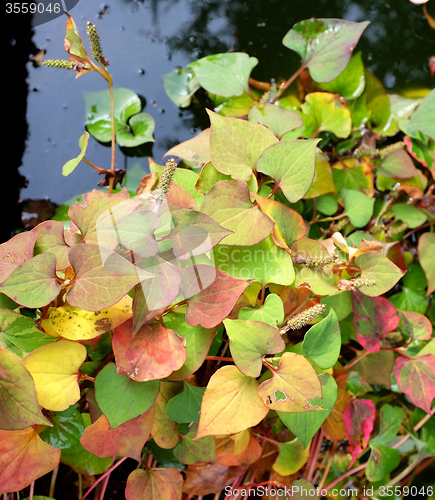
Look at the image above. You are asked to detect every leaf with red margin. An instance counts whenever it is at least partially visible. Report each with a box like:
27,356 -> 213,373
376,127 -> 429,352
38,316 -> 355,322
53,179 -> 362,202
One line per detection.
0,232 -> 36,283
399,310 -> 432,341
343,399 -> 376,468
251,193 -> 306,250
0,349 -> 51,430
356,252 -> 405,297
80,408 -> 154,461
68,188 -> 140,248
164,128 -> 211,164
418,233 -> 435,296
0,254 -> 60,308
352,290 -> 399,352
394,354 -> 435,413
166,183 -> 197,210
32,220 -> 70,270
167,208 -> 232,260
201,180 -> 273,246
125,468 -> 183,500
66,244 -> 152,312
0,427 -> 61,493
257,352 -> 323,413
183,267 -> 251,328
113,318 -> 186,381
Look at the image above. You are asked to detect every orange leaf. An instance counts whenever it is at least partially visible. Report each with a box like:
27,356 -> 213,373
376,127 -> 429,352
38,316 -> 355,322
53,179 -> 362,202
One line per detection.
126,468 -> 183,500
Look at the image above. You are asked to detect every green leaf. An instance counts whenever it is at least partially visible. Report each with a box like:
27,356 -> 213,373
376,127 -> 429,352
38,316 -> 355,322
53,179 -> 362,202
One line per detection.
1,316 -> 55,359
238,293 -> 284,327
166,382 -> 205,423
407,88 -> 435,140
214,236 -> 295,286
115,112 -> 155,147
378,150 -> 419,179
391,203 -> 427,229
316,194 -> 338,216
256,140 -> 320,203
372,404 -> 406,445
40,406 -> 85,453
0,349 -> 50,430
366,444 -> 400,482
301,309 -> 341,369
223,319 -> 285,378
314,52 -> 365,100
195,162 -> 232,195
94,363 -> 159,428
272,437 -> 310,476
320,291 -> 352,322
419,233 -> 435,295
189,53 -> 258,97
301,92 -> 352,138
389,287 -> 428,315
32,220 -> 70,271
278,373 -> 337,449
173,422 -> 215,465
208,110 -> 278,182
283,18 -> 369,82
200,180 -> 273,246
342,189 -> 375,228
163,67 -> 200,108
356,251 -> 405,297
62,131 -> 89,177
248,103 -> 303,139
209,91 -> 256,118
0,254 -> 60,309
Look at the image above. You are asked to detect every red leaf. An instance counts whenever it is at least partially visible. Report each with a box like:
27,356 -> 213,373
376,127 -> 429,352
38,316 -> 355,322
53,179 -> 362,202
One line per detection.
352,290 -> 399,352
394,354 -> 435,413
113,318 -> 187,381
343,399 -> 375,467
0,232 -> 36,283
183,267 -> 251,328
80,408 -> 154,461
0,427 -> 61,493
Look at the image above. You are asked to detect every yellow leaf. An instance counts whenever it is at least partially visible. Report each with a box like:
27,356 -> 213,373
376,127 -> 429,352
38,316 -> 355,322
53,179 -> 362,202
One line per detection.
196,365 -> 268,439
40,318 -> 60,338
22,340 -> 87,411
230,429 -> 250,455
49,296 -> 132,340
273,438 -> 311,476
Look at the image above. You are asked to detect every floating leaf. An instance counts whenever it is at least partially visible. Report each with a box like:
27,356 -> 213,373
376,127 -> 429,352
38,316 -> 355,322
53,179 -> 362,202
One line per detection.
283,18 -> 370,82
214,237 -> 295,287
251,193 -> 306,250
49,296 -> 132,341
343,398 -> 375,467
0,349 -> 51,430
22,340 -> 87,411
279,373 -> 337,449
189,53 -> 258,97
419,233 -> 435,295
196,365 -> 269,439
66,244 -> 152,311
163,66 -> 200,108
314,52 -> 365,100
0,253 -> 60,308
248,103 -> 303,139
238,293 -> 285,327
407,88 -> 435,140
342,189 -> 375,228
201,180 -> 273,246
356,251 -> 405,296
174,422 -> 215,464
223,319 -> 285,378
62,131 -> 89,176
116,112 -> 155,147
366,443 -> 400,482
125,468 -> 183,500
164,128 -> 210,164
0,427 -> 60,493
301,309 -> 341,369
394,354 -> 435,413
208,110 -> 278,182
113,318 -> 186,381
301,92 -> 352,138
166,382 -> 205,423
352,291 -> 399,352
94,362 -> 159,428
32,220 -> 70,270
273,437 -> 310,476
80,409 -> 154,461
256,140 -> 320,203
184,267 -> 251,329
257,352 -> 323,412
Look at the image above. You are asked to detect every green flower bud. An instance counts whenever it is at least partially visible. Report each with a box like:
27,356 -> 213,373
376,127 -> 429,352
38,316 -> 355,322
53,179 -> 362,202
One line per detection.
43,59 -> 74,70
334,216 -> 350,232
86,22 -> 104,62
282,303 -> 326,332
304,253 -> 338,269
351,277 -> 376,289
386,222 -> 408,238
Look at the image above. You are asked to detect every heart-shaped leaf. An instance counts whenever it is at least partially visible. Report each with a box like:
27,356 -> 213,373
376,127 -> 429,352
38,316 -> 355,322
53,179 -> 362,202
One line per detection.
125,468 -> 183,500
173,422 -> 216,465
419,232 -> 435,295
163,66 -> 200,108
32,220 -> 70,271
0,232 -> 37,283
248,103 -> 303,139
356,251 -> 405,296
115,112 -> 155,147
164,128 -> 210,164
166,382 -> 205,423
407,88 -> 435,140
238,293 -> 285,327
343,398 -> 375,467
273,437 -> 310,476
342,188 -> 375,228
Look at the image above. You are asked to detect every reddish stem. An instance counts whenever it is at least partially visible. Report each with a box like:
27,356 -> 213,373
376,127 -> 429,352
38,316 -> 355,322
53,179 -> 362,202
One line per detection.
271,63 -> 306,104
307,429 -> 324,481
81,457 -> 127,500
206,356 -> 234,362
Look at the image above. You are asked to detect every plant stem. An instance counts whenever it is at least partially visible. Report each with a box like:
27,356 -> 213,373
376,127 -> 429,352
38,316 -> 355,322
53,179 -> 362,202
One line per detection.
317,441 -> 338,491
271,63 -> 306,104
336,350 -> 370,376
78,474 -> 83,499
382,455 -> 430,488
206,356 -> 234,362
307,429 -> 324,481
49,466 -> 59,498
81,158 -> 113,176
403,220 -> 435,239
81,457 -> 127,500
29,482 -> 35,500
99,458 -> 115,500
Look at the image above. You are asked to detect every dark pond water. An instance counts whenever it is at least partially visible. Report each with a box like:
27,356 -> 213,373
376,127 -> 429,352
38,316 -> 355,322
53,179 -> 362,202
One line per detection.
5,0 -> 435,240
